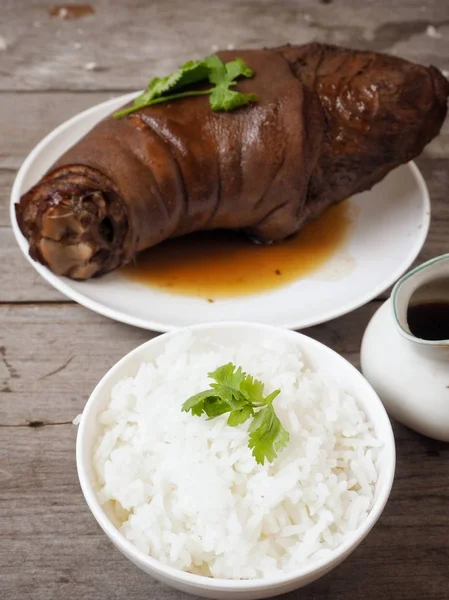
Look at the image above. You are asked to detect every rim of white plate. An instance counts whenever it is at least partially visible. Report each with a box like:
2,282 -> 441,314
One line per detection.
10,92 -> 431,332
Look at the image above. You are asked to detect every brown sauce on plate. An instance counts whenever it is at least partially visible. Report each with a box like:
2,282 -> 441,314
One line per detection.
122,201 -> 353,298
407,302 -> 449,341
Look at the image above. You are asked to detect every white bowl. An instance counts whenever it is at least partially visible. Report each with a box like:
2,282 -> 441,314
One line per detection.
76,322 -> 396,599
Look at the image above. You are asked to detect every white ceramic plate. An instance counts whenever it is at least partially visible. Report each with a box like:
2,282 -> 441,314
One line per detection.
10,92 -> 430,332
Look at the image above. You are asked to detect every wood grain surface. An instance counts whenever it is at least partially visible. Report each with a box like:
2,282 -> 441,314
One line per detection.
1,1 -> 448,599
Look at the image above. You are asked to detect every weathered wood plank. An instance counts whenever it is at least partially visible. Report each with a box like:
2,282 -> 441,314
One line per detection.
1,401 -> 448,599
0,228 -> 65,302
0,169 -> 14,225
0,93 -> 113,170
0,303 -> 151,425
0,0 -> 448,92
0,300 -> 380,425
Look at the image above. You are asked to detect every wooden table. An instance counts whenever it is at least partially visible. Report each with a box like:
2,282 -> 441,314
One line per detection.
1,1 -> 448,598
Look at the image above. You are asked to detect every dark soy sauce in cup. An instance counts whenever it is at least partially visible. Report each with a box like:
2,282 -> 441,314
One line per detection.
407,301 -> 449,340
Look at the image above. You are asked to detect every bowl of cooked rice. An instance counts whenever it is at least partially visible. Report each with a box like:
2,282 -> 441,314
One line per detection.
76,322 -> 395,599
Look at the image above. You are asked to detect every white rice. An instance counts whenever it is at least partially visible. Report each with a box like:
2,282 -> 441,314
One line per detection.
93,331 -> 382,580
